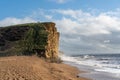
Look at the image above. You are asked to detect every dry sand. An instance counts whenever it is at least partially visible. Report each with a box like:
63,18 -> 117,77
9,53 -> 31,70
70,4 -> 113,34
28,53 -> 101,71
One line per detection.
0,56 -> 88,80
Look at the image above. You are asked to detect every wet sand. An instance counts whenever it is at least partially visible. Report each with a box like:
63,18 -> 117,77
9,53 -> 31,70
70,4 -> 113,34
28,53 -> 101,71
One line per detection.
0,56 -> 88,80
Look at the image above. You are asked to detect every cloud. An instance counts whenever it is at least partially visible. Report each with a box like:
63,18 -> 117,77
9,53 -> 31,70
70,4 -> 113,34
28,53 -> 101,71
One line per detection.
1,8 -> 120,54
104,40 -> 110,43
53,9 -> 120,36
49,0 -> 72,4
0,17 -> 36,26
45,9 -> 120,54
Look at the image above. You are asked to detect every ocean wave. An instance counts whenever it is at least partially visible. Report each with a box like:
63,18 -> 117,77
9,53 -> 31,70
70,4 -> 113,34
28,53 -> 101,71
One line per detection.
60,54 -> 120,74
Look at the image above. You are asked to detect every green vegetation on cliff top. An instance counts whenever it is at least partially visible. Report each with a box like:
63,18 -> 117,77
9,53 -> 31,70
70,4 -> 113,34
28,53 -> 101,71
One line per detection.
0,22 -> 49,56
17,23 -> 48,55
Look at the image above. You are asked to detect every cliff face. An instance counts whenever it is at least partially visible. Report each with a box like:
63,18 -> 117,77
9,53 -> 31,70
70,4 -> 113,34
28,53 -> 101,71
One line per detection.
43,22 -> 59,58
0,22 -> 59,58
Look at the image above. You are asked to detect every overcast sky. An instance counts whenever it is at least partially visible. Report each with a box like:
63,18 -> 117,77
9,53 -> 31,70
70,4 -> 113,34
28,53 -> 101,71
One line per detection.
1,0 -> 120,54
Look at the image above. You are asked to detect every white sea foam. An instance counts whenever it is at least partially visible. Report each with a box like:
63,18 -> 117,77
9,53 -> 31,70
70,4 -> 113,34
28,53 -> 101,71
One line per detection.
95,68 -> 120,74
60,54 -> 120,74
60,54 -> 77,62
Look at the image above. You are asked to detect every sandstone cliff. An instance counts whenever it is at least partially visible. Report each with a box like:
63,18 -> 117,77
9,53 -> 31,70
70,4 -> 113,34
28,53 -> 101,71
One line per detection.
0,22 -> 59,58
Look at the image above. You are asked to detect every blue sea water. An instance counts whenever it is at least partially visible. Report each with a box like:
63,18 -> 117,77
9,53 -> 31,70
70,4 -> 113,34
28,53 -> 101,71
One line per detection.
60,53 -> 120,80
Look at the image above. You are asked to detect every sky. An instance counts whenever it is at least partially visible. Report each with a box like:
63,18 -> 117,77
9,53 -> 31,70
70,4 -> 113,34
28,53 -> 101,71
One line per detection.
1,0 -> 120,55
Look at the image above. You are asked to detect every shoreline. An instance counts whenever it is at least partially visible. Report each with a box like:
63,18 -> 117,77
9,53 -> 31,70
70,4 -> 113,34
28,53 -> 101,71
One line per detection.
64,61 -> 120,80
60,54 -> 120,80
0,56 -> 89,80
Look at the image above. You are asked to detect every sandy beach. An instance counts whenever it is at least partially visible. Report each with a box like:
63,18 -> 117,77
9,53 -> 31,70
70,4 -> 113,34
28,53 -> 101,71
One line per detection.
0,56 -> 88,80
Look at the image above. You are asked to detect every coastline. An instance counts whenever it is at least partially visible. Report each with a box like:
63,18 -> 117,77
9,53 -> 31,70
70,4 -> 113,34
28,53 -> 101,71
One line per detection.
61,54 -> 120,80
0,56 -> 89,80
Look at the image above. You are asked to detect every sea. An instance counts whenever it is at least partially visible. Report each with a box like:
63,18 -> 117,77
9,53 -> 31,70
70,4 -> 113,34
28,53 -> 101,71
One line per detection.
60,53 -> 120,80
